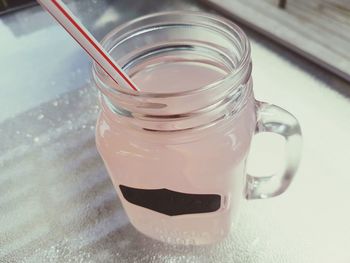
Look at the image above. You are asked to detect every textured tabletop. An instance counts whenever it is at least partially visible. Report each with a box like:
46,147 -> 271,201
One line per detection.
1,0 -> 350,262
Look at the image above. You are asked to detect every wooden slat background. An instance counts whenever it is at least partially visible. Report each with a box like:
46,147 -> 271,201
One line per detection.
204,0 -> 350,82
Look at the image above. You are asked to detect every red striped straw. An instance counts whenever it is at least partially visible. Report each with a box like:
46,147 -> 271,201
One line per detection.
37,0 -> 139,91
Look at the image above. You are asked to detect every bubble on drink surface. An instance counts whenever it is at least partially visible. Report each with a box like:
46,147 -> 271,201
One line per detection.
37,114 -> 44,120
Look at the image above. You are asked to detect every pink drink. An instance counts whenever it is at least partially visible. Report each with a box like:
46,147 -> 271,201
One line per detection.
96,61 -> 256,245
94,12 -> 302,245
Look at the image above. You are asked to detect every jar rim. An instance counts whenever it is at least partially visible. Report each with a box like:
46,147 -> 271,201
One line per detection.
92,11 -> 251,99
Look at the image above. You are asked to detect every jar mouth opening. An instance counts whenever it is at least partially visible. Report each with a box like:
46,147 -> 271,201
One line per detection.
92,11 -> 251,99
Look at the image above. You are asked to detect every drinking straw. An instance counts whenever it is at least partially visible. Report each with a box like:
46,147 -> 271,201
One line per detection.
37,0 -> 139,91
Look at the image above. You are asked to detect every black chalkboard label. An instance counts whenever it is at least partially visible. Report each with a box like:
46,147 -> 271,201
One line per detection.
120,185 -> 221,216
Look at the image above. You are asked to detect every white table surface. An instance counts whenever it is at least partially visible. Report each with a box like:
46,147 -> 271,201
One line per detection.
1,0 -> 350,262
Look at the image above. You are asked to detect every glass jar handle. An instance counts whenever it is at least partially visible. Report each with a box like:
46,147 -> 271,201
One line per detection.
246,101 -> 302,199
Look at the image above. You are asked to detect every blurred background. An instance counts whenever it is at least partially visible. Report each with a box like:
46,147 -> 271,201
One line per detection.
1,0 -> 349,122
0,1 -> 349,262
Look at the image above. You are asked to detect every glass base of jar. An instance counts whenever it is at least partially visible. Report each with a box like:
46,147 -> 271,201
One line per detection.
118,196 -> 233,245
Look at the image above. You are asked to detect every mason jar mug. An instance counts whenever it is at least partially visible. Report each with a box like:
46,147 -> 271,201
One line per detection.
92,12 -> 302,245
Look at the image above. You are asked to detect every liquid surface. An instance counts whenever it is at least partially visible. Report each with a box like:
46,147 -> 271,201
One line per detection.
131,61 -> 227,93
